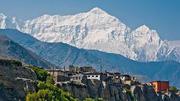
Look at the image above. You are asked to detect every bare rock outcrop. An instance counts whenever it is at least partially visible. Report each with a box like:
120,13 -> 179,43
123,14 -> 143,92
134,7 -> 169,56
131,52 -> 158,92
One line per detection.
0,59 -> 37,101
60,78 -> 180,101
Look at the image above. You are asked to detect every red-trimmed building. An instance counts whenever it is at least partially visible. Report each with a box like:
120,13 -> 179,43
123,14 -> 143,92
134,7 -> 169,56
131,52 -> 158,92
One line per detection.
150,81 -> 169,92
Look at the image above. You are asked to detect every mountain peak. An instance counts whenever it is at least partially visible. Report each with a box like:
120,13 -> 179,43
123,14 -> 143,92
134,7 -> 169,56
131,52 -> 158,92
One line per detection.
39,14 -> 52,19
89,7 -> 107,14
0,13 -> 6,18
135,25 -> 150,33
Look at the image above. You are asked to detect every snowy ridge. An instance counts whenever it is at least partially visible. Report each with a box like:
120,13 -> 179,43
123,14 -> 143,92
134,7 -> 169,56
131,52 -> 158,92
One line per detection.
0,7 -> 179,62
0,13 -> 7,28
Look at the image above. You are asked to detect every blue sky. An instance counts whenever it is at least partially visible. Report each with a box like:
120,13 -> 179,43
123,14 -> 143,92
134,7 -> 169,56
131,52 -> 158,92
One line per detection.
0,0 -> 180,40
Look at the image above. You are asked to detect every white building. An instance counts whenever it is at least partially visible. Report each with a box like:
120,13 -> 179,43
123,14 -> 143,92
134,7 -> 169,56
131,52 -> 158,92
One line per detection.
86,73 -> 101,80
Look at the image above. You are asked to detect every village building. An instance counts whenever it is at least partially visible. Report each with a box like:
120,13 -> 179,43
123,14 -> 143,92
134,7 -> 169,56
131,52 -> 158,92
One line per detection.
120,74 -> 131,81
47,69 -> 84,82
150,81 -> 169,92
85,72 -> 113,81
68,66 -> 96,73
105,71 -> 114,77
102,72 -> 121,83
68,73 -> 84,82
85,73 -> 101,80
120,74 -> 135,85
80,66 -> 96,73
47,69 -> 64,74
56,75 -> 70,82
46,69 -> 65,82
113,72 -> 121,79
177,91 -> 180,96
68,66 -> 80,73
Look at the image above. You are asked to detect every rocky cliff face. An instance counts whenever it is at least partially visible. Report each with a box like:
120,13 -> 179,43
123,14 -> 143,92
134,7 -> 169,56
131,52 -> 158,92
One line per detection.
60,79 -> 180,101
0,59 -> 37,101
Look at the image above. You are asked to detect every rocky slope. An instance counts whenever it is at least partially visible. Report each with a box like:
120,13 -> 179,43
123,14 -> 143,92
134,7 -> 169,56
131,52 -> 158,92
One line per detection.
60,78 -> 180,101
0,8 -> 179,62
0,34 -> 53,68
1,29 -> 180,88
0,59 -> 37,101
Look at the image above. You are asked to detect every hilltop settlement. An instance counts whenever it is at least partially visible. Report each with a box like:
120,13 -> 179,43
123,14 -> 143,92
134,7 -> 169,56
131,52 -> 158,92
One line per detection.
0,59 -> 180,101
46,66 -> 180,101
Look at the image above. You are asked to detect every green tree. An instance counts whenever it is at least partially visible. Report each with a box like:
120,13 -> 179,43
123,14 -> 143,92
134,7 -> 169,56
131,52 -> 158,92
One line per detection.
169,86 -> 178,93
46,76 -> 55,85
26,89 -> 53,101
26,82 -> 77,101
30,66 -> 49,82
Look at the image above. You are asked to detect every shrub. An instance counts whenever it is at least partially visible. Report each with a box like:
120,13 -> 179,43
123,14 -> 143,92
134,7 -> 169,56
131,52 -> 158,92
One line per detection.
29,66 -> 49,82
26,89 -> 53,101
11,60 -> 22,66
169,86 -> 178,93
46,75 -> 55,85
26,81 -> 77,101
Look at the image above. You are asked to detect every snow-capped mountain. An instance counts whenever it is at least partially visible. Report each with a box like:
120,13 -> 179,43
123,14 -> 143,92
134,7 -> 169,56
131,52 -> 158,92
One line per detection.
0,8 -> 179,62
157,40 -> 180,62
20,7 -> 136,59
0,13 -> 20,29
126,25 -> 162,61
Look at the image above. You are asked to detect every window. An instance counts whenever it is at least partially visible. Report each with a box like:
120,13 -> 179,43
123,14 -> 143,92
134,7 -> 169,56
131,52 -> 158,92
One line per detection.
96,75 -> 98,77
